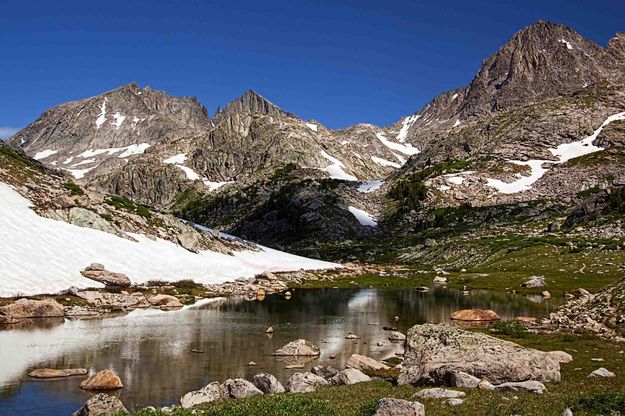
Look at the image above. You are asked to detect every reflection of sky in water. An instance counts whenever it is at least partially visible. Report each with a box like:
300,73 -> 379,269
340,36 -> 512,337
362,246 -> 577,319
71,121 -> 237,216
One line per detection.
0,288 -> 562,415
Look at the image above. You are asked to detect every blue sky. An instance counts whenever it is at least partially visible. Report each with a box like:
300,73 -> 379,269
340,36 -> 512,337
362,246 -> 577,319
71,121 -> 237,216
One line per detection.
1,0 -> 624,137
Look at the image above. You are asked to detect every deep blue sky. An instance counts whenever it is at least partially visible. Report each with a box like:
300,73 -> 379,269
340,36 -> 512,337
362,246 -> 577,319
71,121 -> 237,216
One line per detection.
1,0 -> 624,137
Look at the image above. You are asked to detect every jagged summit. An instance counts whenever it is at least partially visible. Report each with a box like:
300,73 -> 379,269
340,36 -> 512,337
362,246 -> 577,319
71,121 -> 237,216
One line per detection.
214,90 -> 296,123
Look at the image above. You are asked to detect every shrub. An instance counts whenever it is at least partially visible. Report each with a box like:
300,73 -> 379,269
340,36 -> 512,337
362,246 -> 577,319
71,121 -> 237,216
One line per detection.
490,320 -> 528,338
105,195 -> 152,218
62,182 -> 84,196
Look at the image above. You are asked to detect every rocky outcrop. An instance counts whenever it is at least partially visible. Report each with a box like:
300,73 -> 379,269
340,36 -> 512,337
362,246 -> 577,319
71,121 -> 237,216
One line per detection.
252,373 -> 285,394
73,394 -> 128,416
79,369 -> 124,390
180,382 -> 221,409
398,324 -> 561,385
373,398 -> 425,416
273,339 -> 320,356
286,372 -> 329,393
80,263 -> 131,287
28,368 -> 88,378
0,298 -> 64,319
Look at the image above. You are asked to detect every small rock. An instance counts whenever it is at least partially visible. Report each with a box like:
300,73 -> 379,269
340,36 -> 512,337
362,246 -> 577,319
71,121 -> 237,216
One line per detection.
450,309 -> 500,321
180,382 -> 221,409
562,408 -> 573,416
273,339 -> 320,356
388,331 -> 406,342
73,393 -> 128,416
444,398 -> 464,406
373,398 -> 425,416
478,379 -> 495,390
252,373 -> 285,394
330,368 -> 371,386
433,276 -> 448,284
79,370 -> 123,390
345,333 -> 361,339
286,372 -> 328,393
521,276 -> 546,288
29,368 -> 88,379
414,388 -> 466,399
220,378 -> 263,398
542,291 -> 552,298
248,361 -> 257,366
494,380 -> 547,394
265,326 -> 274,333
588,367 -> 615,378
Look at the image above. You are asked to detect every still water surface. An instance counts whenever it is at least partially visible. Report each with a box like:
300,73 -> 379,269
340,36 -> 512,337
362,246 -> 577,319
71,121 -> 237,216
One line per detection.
0,287 -> 562,415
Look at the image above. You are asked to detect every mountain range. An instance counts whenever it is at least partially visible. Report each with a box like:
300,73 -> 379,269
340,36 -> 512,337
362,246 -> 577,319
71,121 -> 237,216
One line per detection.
7,20 -> 625,256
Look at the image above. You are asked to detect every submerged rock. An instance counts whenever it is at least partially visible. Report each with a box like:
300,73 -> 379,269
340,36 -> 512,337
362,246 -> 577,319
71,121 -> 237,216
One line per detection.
450,309 -> 500,321
398,323 -> 561,385
273,339 -> 320,356
180,382 -> 221,409
373,398 -> 425,416
29,368 -> 88,378
73,393 -> 128,416
79,369 -> 124,390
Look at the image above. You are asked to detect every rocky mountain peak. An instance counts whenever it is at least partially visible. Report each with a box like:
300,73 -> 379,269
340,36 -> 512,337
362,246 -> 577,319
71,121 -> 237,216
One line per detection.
458,20 -> 624,117
608,32 -> 625,59
214,90 -> 295,123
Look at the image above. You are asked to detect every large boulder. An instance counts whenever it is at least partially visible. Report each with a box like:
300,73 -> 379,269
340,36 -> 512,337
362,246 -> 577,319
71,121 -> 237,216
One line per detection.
273,339 -> 320,356
398,324 -> 561,385
330,368 -> 371,386
0,298 -> 65,319
252,373 -> 285,394
219,378 -> 263,398
81,263 -> 131,287
286,372 -> 329,393
180,382 -> 221,409
79,369 -> 124,390
450,371 -> 480,388
73,393 -> 128,416
311,365 -> 340,379
346,354 -> 390,372
373,398 -> 425,416
450,309 -> 500,321
29,368 -> 88,378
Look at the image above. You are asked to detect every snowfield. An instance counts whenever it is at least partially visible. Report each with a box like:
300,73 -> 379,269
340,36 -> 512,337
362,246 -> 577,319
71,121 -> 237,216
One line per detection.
347,206 -> 377,227
0,182 -> 339,297
320,150 -> 358,181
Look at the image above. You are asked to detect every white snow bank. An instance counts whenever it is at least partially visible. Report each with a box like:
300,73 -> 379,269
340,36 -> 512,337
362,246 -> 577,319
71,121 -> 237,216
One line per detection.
306,123 -> 318,132
320,150 -> 357,181
95,99 -> 107,129
559,39 -> 573,50
375,132 -> 419,156
486,111 -> 625,194
112,112 -> 125,129
453,119 -> 461,127
163,153 -> 188,164
117,143 -> 151,158
0,182 -> 338,297
371,155 -> 401,168
357,180 -> 384,193
347,206 -> 377,227
33,149 -> 58,160
177,165 -> 201,181
203,180 -> 234,191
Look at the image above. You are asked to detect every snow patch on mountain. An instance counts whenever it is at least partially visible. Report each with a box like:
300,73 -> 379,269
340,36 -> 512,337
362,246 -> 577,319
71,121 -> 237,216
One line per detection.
347,206 -> 377,227
0,181 -> 338,297
65,166 -> 98,180
78,143 -> 151,159
112,112 -> 126,129
371,155 -> 401,168
95,99 -> 107,129
33,149 -> 58,160
306,123 -> 318,132
396,114 -> 421,142
163,153 -> 188,164
357,180 -> 384,193
320,150 -> 357,181
375,132 -> 419,156
486,111 -> 625,194
559,39 -> 574,50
